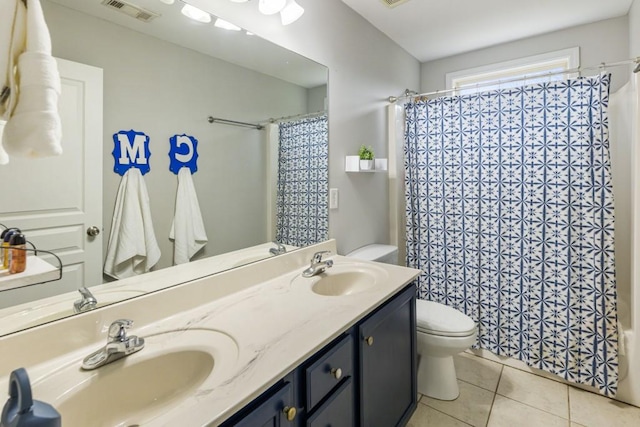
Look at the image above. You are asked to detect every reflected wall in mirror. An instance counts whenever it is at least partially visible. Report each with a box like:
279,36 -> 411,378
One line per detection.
0,0 -> 328,336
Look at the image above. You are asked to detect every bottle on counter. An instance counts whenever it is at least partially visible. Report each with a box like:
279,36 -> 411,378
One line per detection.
9,232 -> 27,274
1,228 -> 20,269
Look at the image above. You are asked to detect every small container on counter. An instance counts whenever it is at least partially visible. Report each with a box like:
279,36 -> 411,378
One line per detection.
8,232 -> 27,274
1,228 -> 20,269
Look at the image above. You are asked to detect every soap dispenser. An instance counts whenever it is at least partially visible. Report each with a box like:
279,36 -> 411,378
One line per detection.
0,368 -> 60,427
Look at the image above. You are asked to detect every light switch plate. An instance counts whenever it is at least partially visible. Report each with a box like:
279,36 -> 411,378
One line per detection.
329,188 -> 338,209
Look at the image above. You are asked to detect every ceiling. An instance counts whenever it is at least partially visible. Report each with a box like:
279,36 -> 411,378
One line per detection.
341,0 -> 634,63
45,0 -> 327,88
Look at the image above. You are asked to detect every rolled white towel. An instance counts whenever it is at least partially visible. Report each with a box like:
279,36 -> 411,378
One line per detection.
3,0 -> 62,159
3,52 -> 62,157
0,0 -> 26,120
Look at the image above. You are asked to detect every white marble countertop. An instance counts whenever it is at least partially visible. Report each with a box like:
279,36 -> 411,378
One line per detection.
0,241 -> 420,426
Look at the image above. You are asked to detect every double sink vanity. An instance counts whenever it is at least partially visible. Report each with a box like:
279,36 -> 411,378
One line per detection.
0,240 -> 420,426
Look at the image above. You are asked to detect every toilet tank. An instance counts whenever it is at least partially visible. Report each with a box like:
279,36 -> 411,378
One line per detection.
346,244 -> 398,265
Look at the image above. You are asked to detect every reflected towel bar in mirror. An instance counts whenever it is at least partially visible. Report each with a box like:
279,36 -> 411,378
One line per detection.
207,116 -> 264,130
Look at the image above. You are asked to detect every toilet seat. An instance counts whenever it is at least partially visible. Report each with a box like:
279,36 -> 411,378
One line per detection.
416,300 -> 476,337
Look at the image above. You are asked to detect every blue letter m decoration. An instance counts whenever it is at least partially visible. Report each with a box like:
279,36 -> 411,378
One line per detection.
112,130 -> 151,176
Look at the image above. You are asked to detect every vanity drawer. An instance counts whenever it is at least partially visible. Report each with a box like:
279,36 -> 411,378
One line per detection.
306,377 -> 354,427
305,334 -> 353,410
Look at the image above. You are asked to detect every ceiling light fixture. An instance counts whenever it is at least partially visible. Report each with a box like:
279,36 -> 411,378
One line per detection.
214,18 -> 242,31
229,0 -> 250,3
158,0 -> 175,4
280,0 -> 303,25
258,0 -> 286,15
181,3 -> 211,23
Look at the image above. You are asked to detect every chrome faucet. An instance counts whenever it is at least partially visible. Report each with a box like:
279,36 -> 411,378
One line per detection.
302,251 -> 334,278
82,319 -> 145,370
269,241 -> 287,256
73,286 -> 97,313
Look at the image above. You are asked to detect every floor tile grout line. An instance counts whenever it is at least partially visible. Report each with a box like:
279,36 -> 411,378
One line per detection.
419,401 -> 474,427
419,398 -> 473,426
457,377 -> 500,394
484,365 -> 504,426
493,393 -> 571,421
492,368 -> 571,420
567,385 -> 571,424
421,387 -> 489,427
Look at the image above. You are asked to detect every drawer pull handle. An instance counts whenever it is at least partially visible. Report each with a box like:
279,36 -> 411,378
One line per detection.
365,336 -> 374,346
331,367 -> 342,380
283,406 -> 297,421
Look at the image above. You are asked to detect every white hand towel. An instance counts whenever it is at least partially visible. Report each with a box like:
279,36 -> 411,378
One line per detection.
170,168 -> 208,265
104,168 -> 161,279
3,0 -> 62,158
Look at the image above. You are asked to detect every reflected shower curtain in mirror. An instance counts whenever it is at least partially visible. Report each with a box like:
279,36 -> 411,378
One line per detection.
404,74 -> 618,395
276,115 -> 328,246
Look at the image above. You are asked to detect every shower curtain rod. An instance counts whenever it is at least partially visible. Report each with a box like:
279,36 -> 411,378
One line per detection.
388,57 -> 640,102
266,110 -> 327,124
207,116 -> 264,130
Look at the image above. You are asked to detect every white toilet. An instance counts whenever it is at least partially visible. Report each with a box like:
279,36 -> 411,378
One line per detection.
346,244 -> 478,401
415,299 -> 477,400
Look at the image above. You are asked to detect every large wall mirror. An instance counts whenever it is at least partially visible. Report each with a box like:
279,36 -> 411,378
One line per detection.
0,0 -> 328,336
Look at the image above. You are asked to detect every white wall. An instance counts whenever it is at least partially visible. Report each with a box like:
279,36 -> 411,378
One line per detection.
630,0 -> 640,57
421,16 -> 630,93
188,0 -> 421,256
43,1 -> 313,271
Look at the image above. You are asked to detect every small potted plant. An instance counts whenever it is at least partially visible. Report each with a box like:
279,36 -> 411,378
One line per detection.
358,145 -> 375,170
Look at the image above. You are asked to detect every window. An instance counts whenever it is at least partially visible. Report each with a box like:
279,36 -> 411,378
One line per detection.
446,47 -> 580,95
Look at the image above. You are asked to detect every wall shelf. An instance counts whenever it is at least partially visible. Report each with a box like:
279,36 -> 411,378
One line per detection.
345,156 -> 388,173
0,256 -> 61,292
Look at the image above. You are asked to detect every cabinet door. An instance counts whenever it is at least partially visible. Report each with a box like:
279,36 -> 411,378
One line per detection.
359,285 -> 416,427
306,377 -> 354,427
231,382 -> 298,427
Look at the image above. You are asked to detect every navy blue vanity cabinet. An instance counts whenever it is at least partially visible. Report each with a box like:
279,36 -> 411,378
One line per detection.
218,283 -> 416,427
358,285 -> 417,427
220,375 -> 299,427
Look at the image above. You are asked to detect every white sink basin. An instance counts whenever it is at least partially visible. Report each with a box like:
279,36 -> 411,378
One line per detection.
292,262 -> 389,296
57,350 -> 212,426
33,329 -> 239,427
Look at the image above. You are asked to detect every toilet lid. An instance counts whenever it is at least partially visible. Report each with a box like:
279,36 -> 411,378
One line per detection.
416,300 -> 477,337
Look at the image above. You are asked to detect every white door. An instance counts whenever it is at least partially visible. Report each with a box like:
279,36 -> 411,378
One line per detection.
0,58 -> 103,308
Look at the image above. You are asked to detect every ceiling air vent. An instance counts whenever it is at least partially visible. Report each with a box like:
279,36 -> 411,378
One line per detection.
380,0 -> 411,8
101,0 -> 160,23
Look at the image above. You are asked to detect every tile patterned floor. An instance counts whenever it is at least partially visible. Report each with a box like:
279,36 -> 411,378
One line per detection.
407,352 -> 640,427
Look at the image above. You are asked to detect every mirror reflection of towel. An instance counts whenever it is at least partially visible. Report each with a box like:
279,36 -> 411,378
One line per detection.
170,167 -> 208,265
104,168 -> 161,279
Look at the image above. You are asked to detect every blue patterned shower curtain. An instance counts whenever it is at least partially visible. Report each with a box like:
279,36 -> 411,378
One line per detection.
276,115 -> 328,246
404,74 -> 618,395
